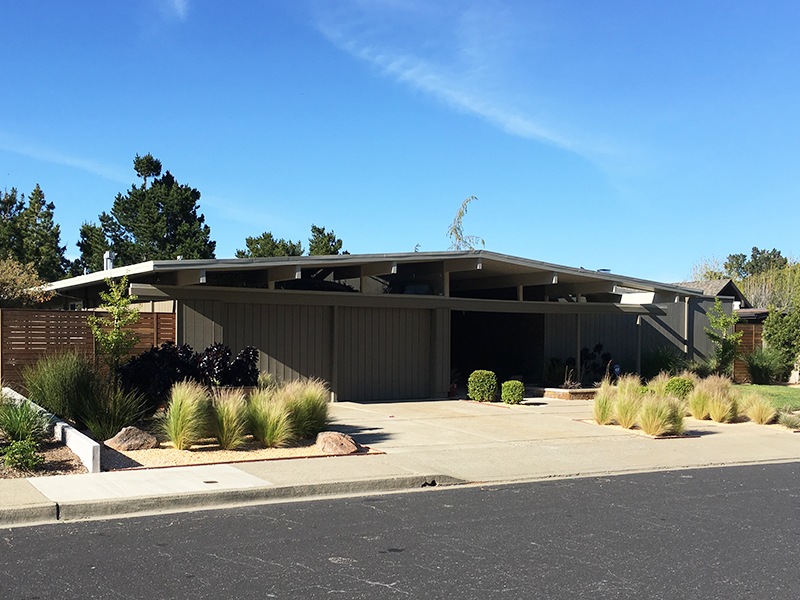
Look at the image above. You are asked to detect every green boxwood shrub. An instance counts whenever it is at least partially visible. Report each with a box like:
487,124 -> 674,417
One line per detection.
664,376 -> 695,399
468,370 -> 497,402
501,380 -> 524,404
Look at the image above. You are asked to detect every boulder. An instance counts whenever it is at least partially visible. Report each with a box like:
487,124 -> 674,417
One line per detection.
105,426 -> 159,451
316,431 -> 360,455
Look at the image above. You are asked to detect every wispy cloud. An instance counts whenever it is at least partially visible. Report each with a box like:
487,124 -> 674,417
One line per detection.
0,132 -> 129,183
157,0 -> 189,22
314,2 -> 578,151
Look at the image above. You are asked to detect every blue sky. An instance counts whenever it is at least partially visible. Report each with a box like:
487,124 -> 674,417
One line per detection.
2,1 -> 799,283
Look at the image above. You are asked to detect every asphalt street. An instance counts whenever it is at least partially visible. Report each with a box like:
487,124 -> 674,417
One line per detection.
3,462 -> 799,599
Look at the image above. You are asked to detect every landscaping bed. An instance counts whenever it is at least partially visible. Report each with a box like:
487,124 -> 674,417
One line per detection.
0,433 -> 87,479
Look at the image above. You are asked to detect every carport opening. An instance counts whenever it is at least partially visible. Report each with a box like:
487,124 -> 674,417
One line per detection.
450,311 -> 545,390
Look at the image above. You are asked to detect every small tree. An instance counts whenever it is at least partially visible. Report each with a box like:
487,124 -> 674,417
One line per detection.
447,196 -> 484,251
704,298 -> 742,375
762,298 -> 800,379
0,257 -> 52,307
87,276 -> 140,387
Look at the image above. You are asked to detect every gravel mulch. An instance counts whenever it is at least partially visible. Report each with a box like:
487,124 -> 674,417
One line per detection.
0,434 -> 88,479
102,432 -> 379,471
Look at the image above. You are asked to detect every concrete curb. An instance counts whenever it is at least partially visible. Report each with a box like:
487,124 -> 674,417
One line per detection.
3,474 -> 465,526
3,387 -> 100,473
0,503 -> 59,528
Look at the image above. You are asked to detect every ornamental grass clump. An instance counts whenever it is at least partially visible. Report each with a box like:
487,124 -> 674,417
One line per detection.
161,381 -> 210,450
79,386 -> 146,442
646,373 -> 671,397
687,387 -> 711,420
247,389 -> 293,448
277,379 -> 330,439
777,409 -> 800,430
23,351 -> 101,425
501,380 -> 525,404
211,388 -> 249,450
0,396 -> 48,444
616,374 -> 642,397
638,396 -> 672,437
592,378 -> 616,425
257,371 -> 278,391
468,370 -> 497,402
742,393 -> 776,425
614,389 -> 642,430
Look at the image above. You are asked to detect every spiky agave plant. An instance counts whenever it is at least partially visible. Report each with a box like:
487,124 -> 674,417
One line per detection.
161,381 -> 210,450
211,388 -> 248,450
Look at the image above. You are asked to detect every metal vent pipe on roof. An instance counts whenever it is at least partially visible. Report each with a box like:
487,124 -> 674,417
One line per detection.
103,251 -> 115,271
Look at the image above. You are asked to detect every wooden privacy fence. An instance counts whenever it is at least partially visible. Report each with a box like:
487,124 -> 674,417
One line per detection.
0,309 -> 176,392
732,323 -> 763,383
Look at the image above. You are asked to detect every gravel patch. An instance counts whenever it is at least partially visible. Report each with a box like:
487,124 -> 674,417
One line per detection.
0,434 -> 88,479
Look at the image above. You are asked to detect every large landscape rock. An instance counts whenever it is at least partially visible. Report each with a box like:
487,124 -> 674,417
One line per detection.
105,426 -> 159,451
315,431 -> 360,455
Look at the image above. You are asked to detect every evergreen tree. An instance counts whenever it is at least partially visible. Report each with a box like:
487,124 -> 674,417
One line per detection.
236,232 -> 303,258
19,184 -> 68,281
84,154 -> 216,268
71,222 -> 108,276
308,224 -> 345,255
0,188 -> 24,260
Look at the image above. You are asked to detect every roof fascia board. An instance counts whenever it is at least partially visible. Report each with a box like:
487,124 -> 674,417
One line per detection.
146,284 -> 661,316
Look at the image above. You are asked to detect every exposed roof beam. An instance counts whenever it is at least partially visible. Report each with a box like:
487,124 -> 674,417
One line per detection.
360,261 -> 397,277
174,269 -> 206,286
546,282 -> 618,296
129,283 -> 170,298
444,257 -> 482,273
267,265 -> 301,289
450,271 -> 558,292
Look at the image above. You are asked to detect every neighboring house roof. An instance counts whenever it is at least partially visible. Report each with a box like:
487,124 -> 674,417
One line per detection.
49,250 -> 705,303
675,279 -> 752,309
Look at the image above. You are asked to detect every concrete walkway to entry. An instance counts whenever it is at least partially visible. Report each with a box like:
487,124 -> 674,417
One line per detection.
2,397 -> 799,527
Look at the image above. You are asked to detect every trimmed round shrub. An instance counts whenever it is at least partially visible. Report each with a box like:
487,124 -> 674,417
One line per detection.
501,380 -> 524,404
664,377 -> 695,400
468,370 -> 497,402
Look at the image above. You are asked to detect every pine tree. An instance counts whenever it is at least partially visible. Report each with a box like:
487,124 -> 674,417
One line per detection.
19,184 -> 68,281
236,232 -> 303,258
0,188 -> 25,261
308,225 -> 345,255
83,154 -> 216,268
72,222 -> 108,276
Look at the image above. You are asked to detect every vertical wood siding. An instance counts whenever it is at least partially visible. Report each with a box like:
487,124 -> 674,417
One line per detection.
337,306 -> 432,401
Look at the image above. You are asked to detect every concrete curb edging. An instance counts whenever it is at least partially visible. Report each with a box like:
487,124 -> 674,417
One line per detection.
0,503 -> 59,528
53,474 -> 466,522
3,388 -> 101,473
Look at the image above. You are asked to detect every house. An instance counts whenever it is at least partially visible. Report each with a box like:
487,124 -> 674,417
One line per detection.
676,279 -> 752,310
47,251 -> 723,401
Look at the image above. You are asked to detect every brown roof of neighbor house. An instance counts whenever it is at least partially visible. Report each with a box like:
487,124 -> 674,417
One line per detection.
676,279 -> 752,308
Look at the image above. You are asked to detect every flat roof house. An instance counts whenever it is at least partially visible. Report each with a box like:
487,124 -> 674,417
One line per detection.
48,251 -> 720,401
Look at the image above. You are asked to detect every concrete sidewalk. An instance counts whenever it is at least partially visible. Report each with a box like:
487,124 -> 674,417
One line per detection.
2,398 -> 799,528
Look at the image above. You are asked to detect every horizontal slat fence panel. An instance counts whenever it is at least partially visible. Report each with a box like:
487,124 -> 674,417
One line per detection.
0,309 -> 175,392
732,323 -> 762,383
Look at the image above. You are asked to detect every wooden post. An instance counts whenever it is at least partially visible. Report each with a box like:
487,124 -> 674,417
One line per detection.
636,315 -> 642,374
330,305 -> 339,402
